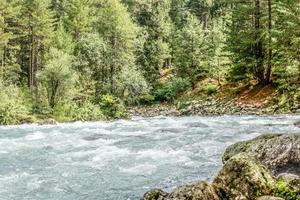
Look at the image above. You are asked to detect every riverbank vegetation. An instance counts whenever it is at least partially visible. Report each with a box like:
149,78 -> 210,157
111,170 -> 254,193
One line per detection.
0,0 -> 299,124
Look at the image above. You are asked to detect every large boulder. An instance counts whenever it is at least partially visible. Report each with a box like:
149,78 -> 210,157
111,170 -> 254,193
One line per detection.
213,153 -> 275,200
167,181 -> 220,200
223,134 -> 300,176
142,189 -> 168,200
141,182 -> 220,200
142,134 -> 300,200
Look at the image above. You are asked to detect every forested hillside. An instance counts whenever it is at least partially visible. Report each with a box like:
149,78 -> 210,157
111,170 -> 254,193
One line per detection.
0,0 -> 299,124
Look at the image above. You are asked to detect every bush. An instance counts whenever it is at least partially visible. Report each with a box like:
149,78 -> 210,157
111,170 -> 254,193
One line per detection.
72,102 -> 104,121
200,83 -> 218,96
153,77 -> 191,102
273,64 -> 299,92
139,93 -> 155,105
53,101 -> 104,122
0,81 -> 28,125
99,94 -> 127,119
117,66 -> 149,105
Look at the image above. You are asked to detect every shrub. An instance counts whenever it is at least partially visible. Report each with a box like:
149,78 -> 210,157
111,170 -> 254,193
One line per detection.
117,66 -> 149,105
153,77 -> 191,102
53,101 -> 104,122
99,94 -> 127,119
0,81 -> 28,125
200,83 -> 218,96
72,102 -> 104,121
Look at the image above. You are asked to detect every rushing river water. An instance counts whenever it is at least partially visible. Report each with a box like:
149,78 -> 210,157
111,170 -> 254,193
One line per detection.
0,115 -> 300,200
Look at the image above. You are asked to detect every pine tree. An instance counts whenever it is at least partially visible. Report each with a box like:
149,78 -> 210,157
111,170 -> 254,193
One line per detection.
0,0 -> 22,83
63,0 -> 93,41
20,0 -> 55,101
225,0 -> 275,84
126,0 -> 172,87
172,14 -> 209,87
95,0 -> 139,95
273,0 -> 300,89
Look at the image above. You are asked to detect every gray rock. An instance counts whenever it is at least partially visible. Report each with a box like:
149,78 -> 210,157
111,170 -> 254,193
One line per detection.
223,134 -> 300,176
142,189 -> 168,200
38,118 -> 57,125
214,153 -> 275,200
167,181 -> 220,200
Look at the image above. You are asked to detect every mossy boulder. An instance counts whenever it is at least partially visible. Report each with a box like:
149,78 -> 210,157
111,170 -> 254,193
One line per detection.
167,181 -> 220,200
142,134 -> 300,200
214,153 -> 275,200
223,134 -> 300,176
142,189 -> 168,200
142,182 -> 220,200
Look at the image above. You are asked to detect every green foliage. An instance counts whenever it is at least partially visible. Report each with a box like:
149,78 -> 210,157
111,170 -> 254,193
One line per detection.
273,65 -> 299,92
129,0 -> 172,86
273,179 -> 300,200
117,66 -> 149,105
172,14 -> 210,86
200,83 -> 218,96
37,48 -> 77,109
1,0 -> 300,124
62,0 -> 94,40
72,102 -> 104,121
99,94 -> 127,119
75,33 -> 107,97
153,78 -> 191,102
0,80 -> 27,125
53,101 -> 104,122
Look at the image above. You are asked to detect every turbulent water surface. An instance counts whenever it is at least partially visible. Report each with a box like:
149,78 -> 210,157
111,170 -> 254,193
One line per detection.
0,115 -> 300,200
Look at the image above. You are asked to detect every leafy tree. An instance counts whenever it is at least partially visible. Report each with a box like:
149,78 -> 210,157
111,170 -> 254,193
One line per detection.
95,0 -> 138,94
117,66 -> 149,104
37,48 -> 76,109
74,33 -> 107,98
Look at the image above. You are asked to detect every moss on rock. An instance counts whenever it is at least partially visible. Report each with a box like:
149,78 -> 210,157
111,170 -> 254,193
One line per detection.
214,153 -> 275,200
223,134 -> 300,176
167,181 -> 220,200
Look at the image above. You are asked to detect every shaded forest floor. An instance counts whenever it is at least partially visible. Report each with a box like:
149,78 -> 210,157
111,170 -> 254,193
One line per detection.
129,80 -> 299,117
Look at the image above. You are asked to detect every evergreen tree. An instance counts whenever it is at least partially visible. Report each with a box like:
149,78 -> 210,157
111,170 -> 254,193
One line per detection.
127,0 -> 172,86
0,0 -> 22,83
20,0 -> 55,91
95,0 -> 139,95
63,0 -> 93,41
225,0 -> 274,84
172,14 -> 209,87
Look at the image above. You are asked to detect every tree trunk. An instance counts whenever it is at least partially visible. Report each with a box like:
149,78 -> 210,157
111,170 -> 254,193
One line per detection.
254,0 -> 265,84
265,0 -> 272,84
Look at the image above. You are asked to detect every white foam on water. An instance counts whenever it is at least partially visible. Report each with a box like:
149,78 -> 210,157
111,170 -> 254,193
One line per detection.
136,148 -> 192,163
25,131 -> 45,141
119,164 -> 157,175
0,115 -> 300,200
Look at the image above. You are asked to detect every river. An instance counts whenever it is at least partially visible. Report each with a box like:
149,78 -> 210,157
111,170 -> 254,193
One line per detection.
0,115 -> 300,200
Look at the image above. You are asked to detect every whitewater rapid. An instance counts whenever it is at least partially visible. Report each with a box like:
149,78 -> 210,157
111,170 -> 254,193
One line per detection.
0,115 -> 300,200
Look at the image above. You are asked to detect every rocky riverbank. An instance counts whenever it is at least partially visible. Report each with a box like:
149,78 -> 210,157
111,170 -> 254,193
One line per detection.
142,134 -> 300,200
128,97 -> 300,118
